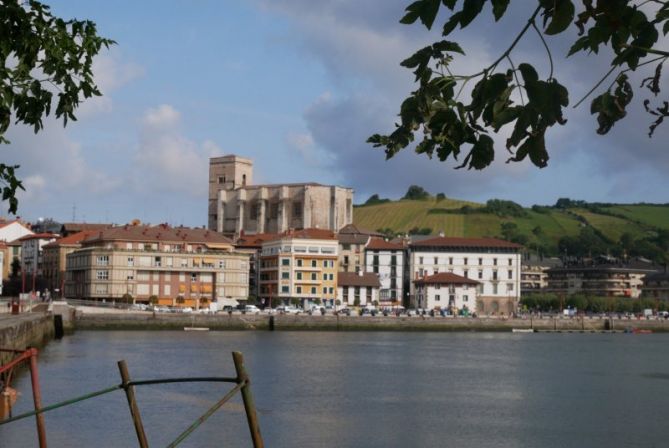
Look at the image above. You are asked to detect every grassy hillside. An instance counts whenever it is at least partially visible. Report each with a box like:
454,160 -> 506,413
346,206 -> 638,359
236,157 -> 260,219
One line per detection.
354,197 -> 669,259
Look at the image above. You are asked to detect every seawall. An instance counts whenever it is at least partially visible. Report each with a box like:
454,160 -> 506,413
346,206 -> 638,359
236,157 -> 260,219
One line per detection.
73,312 -> 669,332
0,314 -> 55,365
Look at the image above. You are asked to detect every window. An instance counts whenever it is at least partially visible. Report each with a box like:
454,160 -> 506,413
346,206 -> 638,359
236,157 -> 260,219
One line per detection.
508,270 -> 513,280
435,284 -> 440,290
493,270 -> 498,280
343,243 -> 351,250
329,273 -> 334,281
296,286 -> 302,294
464,257 -> 468,265
329,260 -> 335,268
435,294 -> 440,301
154,256 -> 161,267
96,270 -> 109,280
478,258 -> 483,265
343,288 -> 349,300
508,283 -> 514,292
448,257 -> 453,265
297,272 -> 303,280
493,283 -> 498,294
419,268 -> 424,277
281,272 -> 289,279
126,271 -> 134,280
323,287 -> 327,294
493,258 -> 498,265
329,287 -> 334,294
311,287 -> 317,294
180,258 -> 188,267
191,273 -> 197,282
464,269 -> 468,278
311,273 -> 317,280
218,260 -> 226,269
366,288 -> 372,302
311,260 -> 317,267
293,201 -> 302,218
508,258 -> 513,266
281,258 -> 290,266
296,259 -> 303,267
96,255 -> 109,266
354,286 -> 360,300
344,255 -> 349,266
419,256 -> 424,264
323,273 -> 327,281
478,270 -> 483,279
127,257 -> 134,267
391,255 -> 397,266
282,286 -> 289,294
463,295 -> 469,302
218,176 -> 225,184
434,257 -> 439,265
323,260 -> 328,267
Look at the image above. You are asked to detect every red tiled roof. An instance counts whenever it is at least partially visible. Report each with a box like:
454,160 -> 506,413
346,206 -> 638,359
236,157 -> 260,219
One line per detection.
61,223 -> 113,233
414,272 -> 480,285
43,230 -> 98,248
18,233 -> 58,241
337,272 -> 381,288
234,233 -> 279,248
410,236 -> 523,249
366,237 -> 405,250
267,228 -> 337,241
81,225 -> 233,246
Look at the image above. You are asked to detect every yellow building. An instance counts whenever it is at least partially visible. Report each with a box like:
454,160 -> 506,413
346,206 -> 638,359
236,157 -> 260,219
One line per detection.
65,224 -> 250,308
259,229 -> 339,308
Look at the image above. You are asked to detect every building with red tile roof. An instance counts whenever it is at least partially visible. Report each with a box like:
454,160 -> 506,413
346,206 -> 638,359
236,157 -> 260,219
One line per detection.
414,272 -> 480,313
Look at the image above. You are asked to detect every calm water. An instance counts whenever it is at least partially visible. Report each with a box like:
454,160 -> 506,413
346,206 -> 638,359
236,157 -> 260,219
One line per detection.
2,331 -> 669,447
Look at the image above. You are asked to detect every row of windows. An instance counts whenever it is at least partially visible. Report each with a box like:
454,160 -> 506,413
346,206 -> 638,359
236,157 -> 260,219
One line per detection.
418,256 -> 513,266
264,245 -> 337,256
279,258 -> 336,268
280,286 -> 335,295
418,268 -> 514,280
281,272 -> 335,281
434,295 -> 469,302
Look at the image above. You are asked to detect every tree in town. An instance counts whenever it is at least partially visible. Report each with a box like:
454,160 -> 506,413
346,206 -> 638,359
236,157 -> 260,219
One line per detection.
369,1 -> 669,171
121,293 -> 134,304
0,0 -> 115,213
149,295 -> 159,306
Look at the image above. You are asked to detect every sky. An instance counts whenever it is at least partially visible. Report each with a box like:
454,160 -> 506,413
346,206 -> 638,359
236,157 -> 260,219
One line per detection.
4,0 -> 668,227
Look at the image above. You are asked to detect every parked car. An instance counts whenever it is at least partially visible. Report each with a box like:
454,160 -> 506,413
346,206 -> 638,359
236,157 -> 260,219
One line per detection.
337,308 -> 351,316
277,306 -> 301,314
245,305 -> 261,314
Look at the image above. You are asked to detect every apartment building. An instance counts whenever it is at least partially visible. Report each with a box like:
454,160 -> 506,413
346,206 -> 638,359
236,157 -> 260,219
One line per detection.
642,271 -> 669,301
365,237 -> 407,306
208,155 -> 354,236
20,233 -> 58,289
65,224 -> 250,308
259,228 -> 338,308
546,263 -> 657,298
338,224 -> 379,273
42,231 -> 97,297
234,232 -> 278,300
409,237 -> 523,315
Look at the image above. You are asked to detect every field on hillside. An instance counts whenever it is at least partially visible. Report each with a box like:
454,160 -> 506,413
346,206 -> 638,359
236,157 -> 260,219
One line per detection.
353,199 -> 668,250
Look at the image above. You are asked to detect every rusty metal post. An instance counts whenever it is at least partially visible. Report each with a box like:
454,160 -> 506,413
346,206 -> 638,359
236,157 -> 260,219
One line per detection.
118,360 -> 149,448
232,352 -> 264,448
28,348 -> 47,448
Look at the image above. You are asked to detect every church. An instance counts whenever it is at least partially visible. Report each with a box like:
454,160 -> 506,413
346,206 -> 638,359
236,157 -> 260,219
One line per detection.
208,155 -> 354,237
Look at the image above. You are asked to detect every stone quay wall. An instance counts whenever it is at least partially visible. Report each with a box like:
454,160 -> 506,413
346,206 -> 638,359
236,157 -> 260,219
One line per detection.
73,312 -> 669,332
0,314 -> 55,365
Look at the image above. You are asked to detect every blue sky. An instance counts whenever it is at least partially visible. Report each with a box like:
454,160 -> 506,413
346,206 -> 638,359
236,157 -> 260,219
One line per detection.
4,1 -> 668,226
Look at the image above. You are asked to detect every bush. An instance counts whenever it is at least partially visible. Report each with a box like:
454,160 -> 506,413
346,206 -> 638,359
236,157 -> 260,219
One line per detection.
149,295 -> 159,305
403,185 -> 430,200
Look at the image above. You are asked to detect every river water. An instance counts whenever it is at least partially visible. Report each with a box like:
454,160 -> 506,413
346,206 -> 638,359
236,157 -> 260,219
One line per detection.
1,331 -> 668,447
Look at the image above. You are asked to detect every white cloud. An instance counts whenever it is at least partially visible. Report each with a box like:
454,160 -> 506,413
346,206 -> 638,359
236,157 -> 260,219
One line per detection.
133,105 -> 221,196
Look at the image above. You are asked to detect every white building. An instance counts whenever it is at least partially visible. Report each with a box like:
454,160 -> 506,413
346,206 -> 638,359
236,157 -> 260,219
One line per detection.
409,237 -> 522,315
365,237 -> 406,306
0,220 -> 33,243
337,271 -> 381,307
20,233 -> 58,277
414,272 -> 480,312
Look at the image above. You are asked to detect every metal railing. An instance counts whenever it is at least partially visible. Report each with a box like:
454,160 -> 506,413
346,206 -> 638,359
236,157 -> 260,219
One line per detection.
0,350 -> 264,447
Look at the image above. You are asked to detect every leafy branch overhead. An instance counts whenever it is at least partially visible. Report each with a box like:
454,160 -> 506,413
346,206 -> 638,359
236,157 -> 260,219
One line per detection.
0,0 -> 115,213
368,0 -> 669,171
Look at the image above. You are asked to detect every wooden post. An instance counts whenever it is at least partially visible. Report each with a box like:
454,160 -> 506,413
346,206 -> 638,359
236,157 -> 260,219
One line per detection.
28,348 -> 47,448
232,352 -> 264,448
118,360 -> 149,448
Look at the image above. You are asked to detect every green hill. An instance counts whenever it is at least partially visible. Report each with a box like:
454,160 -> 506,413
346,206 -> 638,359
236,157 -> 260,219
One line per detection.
353,197 -> 669,261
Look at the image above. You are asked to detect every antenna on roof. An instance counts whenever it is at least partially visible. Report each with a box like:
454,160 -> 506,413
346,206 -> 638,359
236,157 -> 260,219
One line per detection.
72,203 -> 76,222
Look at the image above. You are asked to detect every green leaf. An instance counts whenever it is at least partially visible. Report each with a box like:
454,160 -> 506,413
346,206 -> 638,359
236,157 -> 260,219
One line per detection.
432,40 -> 465,55
466,134 -> 495,169
442,12 -> 462,35
460,0 -> 485,27
544,0 -> 575,35
567,36 -> 589,57
518,63 -> 539,84
400,0 -> 441,30
491,0 -> 510,21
